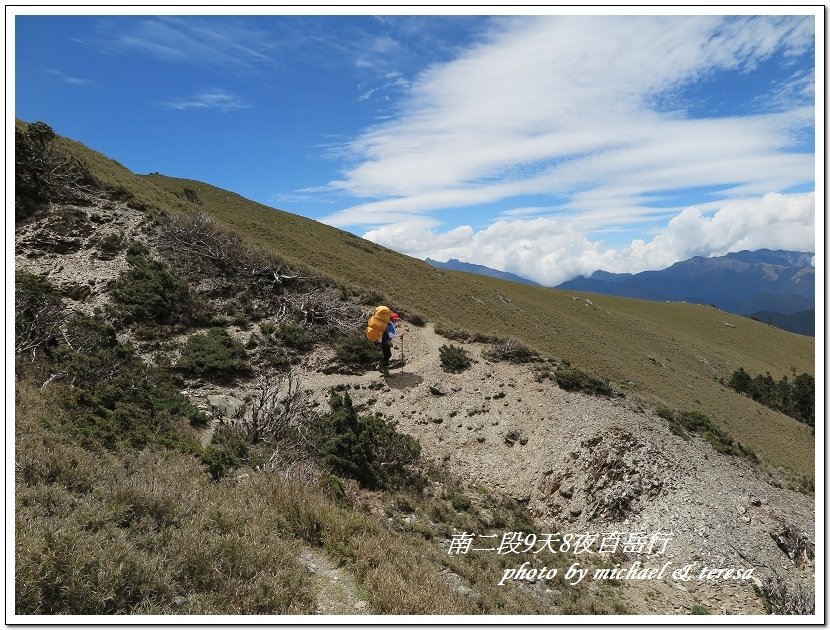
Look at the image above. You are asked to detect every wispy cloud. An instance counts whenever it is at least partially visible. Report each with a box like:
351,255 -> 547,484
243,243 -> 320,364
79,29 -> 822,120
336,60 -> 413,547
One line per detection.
45,68 -> 95,86
755,68 -> 815,112
92,16 -> 442,77
320,15 -> 814,240
94,17 -> 283,72
159,90 -> 248,112
270,192 -> 337,206
358,74 -> 410,102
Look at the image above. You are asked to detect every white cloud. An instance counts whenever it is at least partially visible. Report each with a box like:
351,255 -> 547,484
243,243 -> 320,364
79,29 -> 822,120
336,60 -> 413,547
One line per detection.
321,15 -> 814,237
160,90 -> 249,112
45,68 -> 95,86
358,76 -> 410,102
100,17 -> 280,71
363,192 -> 815,286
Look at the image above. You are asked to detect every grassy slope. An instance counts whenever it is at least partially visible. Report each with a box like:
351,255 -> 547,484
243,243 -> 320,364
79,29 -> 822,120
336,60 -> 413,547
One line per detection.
43,134 -> 813,476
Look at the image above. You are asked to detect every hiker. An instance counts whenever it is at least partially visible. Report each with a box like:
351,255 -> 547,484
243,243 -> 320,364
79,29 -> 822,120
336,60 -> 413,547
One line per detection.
365,306 -> 399,375
379,312 -> 400,373
380,313 -> 401,373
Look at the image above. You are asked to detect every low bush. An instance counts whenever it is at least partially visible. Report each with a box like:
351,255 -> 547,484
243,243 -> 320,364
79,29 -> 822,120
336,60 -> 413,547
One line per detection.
483,339 -> 537,364
15,271 -> 63,360
95,233 -> 125,258
439,344 -> 472,373
316,391 -> 421,490
654,404 -> 675,421
435,326 -> 499,344
359,290 -> 387,306
177,328 -> 249,380
335,335 -> 380,371
15,121 -> 95,221
108,243 -> 201,327
759,575 -> 815,615
656,406 -> 756,460
275,323 -> 315,353
200,426 -> 250,481
674,410 -> 734,454
554,366 -> 615,397
450,495 -> 472,512
391,308 -> 426,327
17,309 -> 206,453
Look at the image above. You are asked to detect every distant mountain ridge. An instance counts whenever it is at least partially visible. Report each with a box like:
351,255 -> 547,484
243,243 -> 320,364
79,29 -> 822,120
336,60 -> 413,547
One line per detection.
425,258 -> 540,286
745,309 -> 815,337
557,249 -> 815,335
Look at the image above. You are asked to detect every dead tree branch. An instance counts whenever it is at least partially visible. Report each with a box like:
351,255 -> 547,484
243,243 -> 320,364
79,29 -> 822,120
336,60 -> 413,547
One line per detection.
234,369 -> 310,448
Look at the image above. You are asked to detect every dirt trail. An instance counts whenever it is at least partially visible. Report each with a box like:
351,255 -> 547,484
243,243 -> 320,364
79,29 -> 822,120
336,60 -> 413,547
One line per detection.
297,547 -> 372,615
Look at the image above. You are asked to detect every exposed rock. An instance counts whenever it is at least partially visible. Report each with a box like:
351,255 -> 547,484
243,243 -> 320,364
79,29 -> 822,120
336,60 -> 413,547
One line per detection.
208,394 -> 245,419
771,525 -> 815,568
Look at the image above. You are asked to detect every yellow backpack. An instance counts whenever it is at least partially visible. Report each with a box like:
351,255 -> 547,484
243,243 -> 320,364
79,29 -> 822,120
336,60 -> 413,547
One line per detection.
366,305 -> 391,342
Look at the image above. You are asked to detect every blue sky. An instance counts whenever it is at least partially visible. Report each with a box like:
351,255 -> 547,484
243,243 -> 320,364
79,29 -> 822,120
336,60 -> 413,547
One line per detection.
12,11 -> 818,285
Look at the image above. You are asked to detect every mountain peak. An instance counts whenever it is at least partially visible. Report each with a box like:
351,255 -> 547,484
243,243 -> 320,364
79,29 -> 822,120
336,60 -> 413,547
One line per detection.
557,249 -> 814,334
425,258 -> 540,286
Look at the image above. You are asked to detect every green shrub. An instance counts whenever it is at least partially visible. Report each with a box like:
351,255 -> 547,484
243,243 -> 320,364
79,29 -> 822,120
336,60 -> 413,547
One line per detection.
335,335 -> 379,370
265,350 -> 292,371
391,308 -> 426,327
654,404 -> 675,421
200,427 -> 250,481
435,326 -> 499,344
178,187 -> 201,203
24,313 -> 208,454
359,290 -> 387,306
177,328 -> 249,380
657,406 -> 749,458
108,244 -> 198,326
316,391 -> 421,490
95,233 -> 125,257
483,339 -> 537,364
675,410 -> 735,454
258,321 -> 276,336
554,366 -> 615,396
15,271 -> 63,360
403,313 -> 426,327
275,323 -> 315,353
15,121 -> 94,221
450,495 -> 472,512
439,344 -> 471,373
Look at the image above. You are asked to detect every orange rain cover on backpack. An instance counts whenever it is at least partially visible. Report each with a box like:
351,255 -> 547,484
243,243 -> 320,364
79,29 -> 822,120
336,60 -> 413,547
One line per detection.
366,305 -> 391,342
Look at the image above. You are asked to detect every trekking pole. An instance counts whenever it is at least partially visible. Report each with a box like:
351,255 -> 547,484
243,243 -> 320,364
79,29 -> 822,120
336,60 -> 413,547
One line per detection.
400,330 -> 405,369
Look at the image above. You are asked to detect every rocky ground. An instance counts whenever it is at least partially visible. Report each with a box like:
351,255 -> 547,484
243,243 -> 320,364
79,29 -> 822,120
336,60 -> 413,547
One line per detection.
298,323 -> 814,615
15,196 -> 816,616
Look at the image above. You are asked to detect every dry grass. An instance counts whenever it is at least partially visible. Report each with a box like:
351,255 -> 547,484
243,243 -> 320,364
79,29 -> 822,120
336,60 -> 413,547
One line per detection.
15,381 -> 315,615
19,380 -> 614,615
